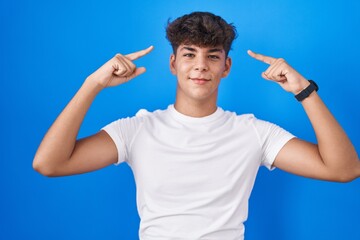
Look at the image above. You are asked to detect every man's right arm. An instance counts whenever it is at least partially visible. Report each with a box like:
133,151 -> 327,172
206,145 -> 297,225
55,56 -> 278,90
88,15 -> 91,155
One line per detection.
33,46 -> 154,177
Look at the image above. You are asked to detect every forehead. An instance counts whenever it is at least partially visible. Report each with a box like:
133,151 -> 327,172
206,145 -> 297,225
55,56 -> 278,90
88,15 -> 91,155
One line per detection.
177,44 -> 225,53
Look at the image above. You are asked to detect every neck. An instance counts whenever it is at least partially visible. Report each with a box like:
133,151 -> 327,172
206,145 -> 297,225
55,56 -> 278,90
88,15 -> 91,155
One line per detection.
174,96 -> 218,118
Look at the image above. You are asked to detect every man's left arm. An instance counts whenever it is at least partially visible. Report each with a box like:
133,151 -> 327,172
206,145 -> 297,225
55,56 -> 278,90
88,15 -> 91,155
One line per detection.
248,50 -> 360,182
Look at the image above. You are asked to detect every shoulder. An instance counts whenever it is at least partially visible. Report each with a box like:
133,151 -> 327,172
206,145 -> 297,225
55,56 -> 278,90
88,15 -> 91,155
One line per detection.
101,107 -> 165,132
229,111 -> 276,129
222,109 -> 257,125
235,113 -> 256,122
134,107 -> 169,123
135,108 -> 165,118
222,110 -> 283,135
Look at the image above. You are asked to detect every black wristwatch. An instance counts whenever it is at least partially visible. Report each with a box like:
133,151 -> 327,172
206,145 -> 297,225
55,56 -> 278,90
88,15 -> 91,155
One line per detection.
295,80 -> 319,102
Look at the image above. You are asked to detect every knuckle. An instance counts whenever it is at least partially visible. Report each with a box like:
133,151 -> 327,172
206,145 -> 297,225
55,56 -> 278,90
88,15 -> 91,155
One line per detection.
129,63 -> 136,71
117,71 -> 124,76
277,58 -> 285,62
115,53 -> 123,59
117,67 -> 126,75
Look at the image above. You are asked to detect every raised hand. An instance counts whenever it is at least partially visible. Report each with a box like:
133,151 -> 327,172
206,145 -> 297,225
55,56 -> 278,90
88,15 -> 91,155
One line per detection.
247,50 -> 309,94
87,46 -> 154,88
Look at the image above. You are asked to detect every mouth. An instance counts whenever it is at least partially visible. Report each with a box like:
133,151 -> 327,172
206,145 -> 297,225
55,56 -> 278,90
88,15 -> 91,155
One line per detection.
189,78 -> 211,85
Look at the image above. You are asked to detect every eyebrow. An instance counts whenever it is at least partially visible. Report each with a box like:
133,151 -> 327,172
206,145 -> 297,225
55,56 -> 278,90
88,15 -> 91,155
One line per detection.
180,46 -> 224,53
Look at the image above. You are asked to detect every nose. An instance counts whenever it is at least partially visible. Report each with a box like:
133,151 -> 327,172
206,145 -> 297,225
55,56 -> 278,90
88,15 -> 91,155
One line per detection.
194,56 -> 209,71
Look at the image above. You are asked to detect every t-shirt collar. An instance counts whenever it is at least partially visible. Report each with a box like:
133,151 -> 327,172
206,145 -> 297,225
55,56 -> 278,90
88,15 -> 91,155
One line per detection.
167,104 -> 224,124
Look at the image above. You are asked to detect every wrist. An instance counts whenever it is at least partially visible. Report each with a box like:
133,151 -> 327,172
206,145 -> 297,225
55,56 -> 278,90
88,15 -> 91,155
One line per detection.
294,80 -> 319,102
293,79 -> 311,95
83,77 -> 105,94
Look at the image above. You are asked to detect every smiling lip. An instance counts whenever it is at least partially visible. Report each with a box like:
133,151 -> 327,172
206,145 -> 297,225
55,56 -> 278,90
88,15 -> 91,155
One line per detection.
190,78 -> 211,85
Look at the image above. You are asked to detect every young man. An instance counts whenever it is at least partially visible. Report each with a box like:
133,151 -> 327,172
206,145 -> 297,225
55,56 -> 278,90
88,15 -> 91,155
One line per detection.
33,12 -> 359,239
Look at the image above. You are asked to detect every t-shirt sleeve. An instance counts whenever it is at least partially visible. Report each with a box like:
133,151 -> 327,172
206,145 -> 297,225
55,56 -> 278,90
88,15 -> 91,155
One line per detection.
251,116 -> 296,170
101,113 -> 145,165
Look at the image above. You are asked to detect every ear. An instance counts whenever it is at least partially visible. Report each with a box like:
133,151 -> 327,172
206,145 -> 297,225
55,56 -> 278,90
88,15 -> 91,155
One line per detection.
221,57 -> 232,78
169,54 -> 177,75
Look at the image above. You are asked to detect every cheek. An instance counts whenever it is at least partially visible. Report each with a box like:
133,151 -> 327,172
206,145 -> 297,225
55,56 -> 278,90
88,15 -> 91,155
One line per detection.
214,65 -> 226,77
176,63 -> 191,76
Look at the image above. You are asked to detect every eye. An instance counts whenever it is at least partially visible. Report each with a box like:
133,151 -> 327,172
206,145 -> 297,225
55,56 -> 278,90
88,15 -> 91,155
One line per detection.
208,55 -> 220,60
183,53 -> 195,58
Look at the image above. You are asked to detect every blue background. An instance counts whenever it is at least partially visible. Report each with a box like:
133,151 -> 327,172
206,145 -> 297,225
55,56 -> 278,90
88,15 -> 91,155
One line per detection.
1,0 -> 359,239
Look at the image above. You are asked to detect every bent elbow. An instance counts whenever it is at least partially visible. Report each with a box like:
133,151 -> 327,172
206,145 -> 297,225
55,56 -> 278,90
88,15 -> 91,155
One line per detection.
335,175 -> 356,183
332,170 -> 360,183
327,158 -> 360,183
32,157 -> 58,177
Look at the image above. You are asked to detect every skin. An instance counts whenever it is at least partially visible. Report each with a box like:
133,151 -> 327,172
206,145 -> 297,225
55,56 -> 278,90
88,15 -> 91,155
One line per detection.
248,50 -> 360,181
33,44 -> 360,182
32,46 -> 153,176
170,45 -> 231,117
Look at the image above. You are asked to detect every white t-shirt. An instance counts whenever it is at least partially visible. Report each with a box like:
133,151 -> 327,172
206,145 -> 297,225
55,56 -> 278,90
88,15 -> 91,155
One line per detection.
102,105 -> 295,240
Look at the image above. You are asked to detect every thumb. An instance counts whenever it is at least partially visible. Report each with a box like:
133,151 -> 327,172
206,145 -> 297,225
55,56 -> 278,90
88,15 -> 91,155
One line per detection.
133,67 -> 146,77
126,67 -> 146,80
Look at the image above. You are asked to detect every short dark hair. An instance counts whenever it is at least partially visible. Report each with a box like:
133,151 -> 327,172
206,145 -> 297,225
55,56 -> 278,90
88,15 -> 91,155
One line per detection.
166,12 -> 237,56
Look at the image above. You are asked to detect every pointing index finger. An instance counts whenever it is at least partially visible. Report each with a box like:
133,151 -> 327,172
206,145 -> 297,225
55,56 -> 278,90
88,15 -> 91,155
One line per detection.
247,50 -> 276,65
126,45 -> 154,61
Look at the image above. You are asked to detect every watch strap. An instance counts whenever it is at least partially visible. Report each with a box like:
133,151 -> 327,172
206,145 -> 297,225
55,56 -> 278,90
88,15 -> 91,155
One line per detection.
295,80 -> 319,102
